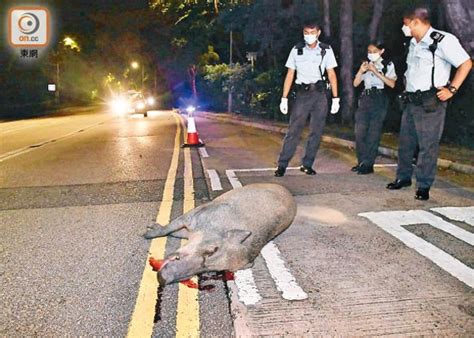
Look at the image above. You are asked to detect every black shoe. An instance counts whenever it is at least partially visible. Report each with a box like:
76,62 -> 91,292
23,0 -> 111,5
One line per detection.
351,164 -> 361,172
300,165 -> 317,175
274,166 -> 286,177
357,164 -> 374,175
415,188 -> 430,200
386,179 -> 412,190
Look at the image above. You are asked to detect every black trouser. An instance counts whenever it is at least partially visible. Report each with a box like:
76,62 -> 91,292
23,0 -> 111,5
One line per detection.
396,93 -> 447,189
354,91 -> 388,167
277,88 -> 328,168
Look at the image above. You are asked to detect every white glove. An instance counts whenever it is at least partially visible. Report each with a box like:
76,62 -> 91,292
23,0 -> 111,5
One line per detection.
330,97 -> 340,114
280,97 -> 288,115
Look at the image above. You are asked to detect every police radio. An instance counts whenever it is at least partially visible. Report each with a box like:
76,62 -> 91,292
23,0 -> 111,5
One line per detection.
318,42 -> 329,83
428,31 -> 445,88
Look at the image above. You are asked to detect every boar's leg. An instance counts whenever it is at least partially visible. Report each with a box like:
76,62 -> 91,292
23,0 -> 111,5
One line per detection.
144,222 -> 191,239
144,211 -> 195,239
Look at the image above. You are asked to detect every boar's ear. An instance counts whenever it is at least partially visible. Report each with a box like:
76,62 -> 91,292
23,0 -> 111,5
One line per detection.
226,229 -> 252,244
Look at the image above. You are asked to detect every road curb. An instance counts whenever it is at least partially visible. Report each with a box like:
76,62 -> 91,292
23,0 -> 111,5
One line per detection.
199,111 -> 474,175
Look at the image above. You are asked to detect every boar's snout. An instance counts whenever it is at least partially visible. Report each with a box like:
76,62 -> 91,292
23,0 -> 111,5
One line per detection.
157,253 -> 204,285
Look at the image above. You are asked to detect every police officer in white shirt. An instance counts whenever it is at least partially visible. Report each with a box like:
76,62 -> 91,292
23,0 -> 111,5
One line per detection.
386,7 -> 472,200
275,21 -> 339,177
353,41 -> 397,175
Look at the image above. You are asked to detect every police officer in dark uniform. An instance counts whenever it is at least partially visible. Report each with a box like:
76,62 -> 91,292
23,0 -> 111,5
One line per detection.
275,22 -> 339,177
353,42 -> 397,174
386,7 -> 472,200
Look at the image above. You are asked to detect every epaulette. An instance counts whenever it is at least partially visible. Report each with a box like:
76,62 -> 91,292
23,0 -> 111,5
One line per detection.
430,31 -> 445,43
429,31 -> 445,53
294,42 -> 305,55
319,42 -> 330,50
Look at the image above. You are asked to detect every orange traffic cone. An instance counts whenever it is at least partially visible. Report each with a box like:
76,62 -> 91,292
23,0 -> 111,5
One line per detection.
182,116 -> 204,148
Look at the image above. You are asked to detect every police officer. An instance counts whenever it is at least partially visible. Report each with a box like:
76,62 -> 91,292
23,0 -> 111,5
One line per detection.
353,42 -> 397,174
275,22 -> 340,177
386,7 -> 472,200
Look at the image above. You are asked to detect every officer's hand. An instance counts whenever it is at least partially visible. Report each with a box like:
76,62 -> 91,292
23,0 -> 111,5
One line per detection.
330,97 -> 340,114
280,97 -> 288,115
360,62 -> 369,73
367,63 -> 377,73
436,87 -> 453,102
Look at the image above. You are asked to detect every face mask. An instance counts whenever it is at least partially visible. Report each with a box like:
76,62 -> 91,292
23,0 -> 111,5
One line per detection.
304,34 -> 318,45
401,24 -> 412,37
367,53 -> 381,62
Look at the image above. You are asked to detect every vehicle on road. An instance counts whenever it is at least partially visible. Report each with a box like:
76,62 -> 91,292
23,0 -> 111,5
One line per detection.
109,90 -> 155,117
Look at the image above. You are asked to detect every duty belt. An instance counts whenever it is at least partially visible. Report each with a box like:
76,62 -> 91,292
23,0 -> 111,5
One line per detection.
295,80 -> 328,92
402,88 -> 437,105
361,87 -> 384,96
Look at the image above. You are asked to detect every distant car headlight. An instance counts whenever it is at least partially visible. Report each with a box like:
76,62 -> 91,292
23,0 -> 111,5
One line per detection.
137,101 -> 146,110
186,105 -> 195,113
110,97 -> 129,114
147,97 -> 155,106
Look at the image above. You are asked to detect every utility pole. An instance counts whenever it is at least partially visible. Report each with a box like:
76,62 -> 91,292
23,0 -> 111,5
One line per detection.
141,65 -> 144,92
227,29 -> 233,113
56,62 -> 60,104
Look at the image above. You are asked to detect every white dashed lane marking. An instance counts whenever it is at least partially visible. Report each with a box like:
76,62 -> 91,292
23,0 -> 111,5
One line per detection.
373,163 -> 398,167
206,169 -> 223,191
233,269 -> 262,306
225,169 -> 242,189
225,167 -> 308,305
261,242 -> 308,300
360,208 -> 474,288
0,118 -> 112,163
198,147 -> 209,158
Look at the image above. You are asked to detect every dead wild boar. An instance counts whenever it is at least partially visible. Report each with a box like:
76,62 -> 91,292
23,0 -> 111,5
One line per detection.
144,183 -> 296,285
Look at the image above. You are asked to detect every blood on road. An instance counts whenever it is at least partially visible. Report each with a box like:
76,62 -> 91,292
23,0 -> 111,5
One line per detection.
148,257 -> 235,289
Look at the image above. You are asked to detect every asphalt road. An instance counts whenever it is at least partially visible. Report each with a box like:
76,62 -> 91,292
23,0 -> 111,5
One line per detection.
1,107 -> 473,336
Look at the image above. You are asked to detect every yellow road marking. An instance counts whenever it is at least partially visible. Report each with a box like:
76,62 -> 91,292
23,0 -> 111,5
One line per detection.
127,112 -> 181,338
176,116 -> 200,337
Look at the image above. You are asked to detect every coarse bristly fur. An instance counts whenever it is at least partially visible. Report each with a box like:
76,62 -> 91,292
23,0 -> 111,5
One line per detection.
144,183 -> 297,284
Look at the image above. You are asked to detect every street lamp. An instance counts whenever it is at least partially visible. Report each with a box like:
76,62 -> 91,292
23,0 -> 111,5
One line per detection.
130,61 -> 144,91
63,36 -> 80,52
246,52 -> 258,71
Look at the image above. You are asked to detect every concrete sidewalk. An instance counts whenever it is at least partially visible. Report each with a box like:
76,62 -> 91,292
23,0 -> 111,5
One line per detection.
199,111 -> 474,175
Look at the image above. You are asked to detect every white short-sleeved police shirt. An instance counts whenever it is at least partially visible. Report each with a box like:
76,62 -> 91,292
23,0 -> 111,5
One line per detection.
362,59 -> 397,89
405,26 -> 470,92
285,43 -> 338,84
